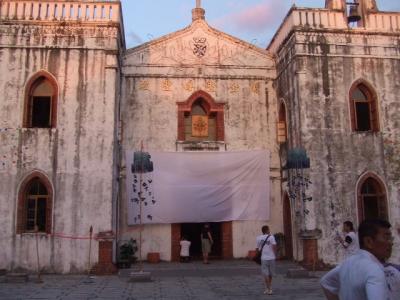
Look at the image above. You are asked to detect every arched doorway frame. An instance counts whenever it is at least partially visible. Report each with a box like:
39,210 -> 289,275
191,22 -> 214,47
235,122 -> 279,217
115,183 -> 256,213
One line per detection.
177,90 -> 225,141
16,170 -> 54,234
355,171 -> 388,224
348,78 -> 380,132
23,70 -> 59,128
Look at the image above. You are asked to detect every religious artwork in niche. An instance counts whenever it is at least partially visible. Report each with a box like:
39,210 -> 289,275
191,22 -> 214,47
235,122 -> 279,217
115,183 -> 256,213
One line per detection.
192,115 -> 209,137
192,37 -> 207,58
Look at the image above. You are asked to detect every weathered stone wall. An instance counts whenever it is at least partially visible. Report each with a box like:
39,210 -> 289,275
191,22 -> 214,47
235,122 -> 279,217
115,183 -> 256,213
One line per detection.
120,20 -> 281,260
276,28 -> 400,264
0,17 -> 122,272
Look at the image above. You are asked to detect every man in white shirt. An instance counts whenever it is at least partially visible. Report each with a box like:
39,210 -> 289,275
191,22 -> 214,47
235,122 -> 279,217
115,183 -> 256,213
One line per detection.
336,221 -> 359,258
256,225 -> 277,295
320,219 -> 393,300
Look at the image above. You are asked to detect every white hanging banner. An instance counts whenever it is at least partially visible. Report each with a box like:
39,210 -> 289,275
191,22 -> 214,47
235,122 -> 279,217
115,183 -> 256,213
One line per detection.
125,150 -> 270,224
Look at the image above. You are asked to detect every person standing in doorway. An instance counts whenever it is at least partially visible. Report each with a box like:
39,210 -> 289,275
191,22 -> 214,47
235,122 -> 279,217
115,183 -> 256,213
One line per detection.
201,224 -> 213,264
180,235 -> 191,262
336,221 -> 359,258
256,225 -> 277,295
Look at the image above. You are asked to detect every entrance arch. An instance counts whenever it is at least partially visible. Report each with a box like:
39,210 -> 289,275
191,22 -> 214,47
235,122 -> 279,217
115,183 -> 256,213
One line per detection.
171,222 -> 232,261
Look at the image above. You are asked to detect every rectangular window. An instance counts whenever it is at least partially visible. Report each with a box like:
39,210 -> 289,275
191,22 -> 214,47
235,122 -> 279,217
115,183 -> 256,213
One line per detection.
37,198 -> 47,232
26,198 -> 36,231
25,197 -> 47,232
31,96 -> 51,128
355,102 -> 371,131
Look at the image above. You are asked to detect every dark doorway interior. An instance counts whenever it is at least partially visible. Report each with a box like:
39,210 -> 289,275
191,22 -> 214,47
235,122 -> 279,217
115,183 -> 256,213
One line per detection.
363,196 -> 379,220
283,193 -> 293,259
181,223 -> 222,259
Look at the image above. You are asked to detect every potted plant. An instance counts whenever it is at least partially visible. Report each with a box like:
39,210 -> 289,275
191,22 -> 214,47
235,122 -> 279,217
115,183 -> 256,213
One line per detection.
117,239 -> 138,268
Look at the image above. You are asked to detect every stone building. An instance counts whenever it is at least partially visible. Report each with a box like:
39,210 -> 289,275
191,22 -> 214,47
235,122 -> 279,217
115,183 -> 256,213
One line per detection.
0,0 -> 124,273
0,0 -> 398,273
269,0 -> 400,266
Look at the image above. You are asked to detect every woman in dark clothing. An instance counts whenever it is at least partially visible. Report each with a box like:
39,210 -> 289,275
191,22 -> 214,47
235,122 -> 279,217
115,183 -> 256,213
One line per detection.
201,224 -> 213,264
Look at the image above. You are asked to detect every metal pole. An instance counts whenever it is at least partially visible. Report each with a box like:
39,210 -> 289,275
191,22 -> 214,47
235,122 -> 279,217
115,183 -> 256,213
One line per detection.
139,141 -> 144,272
87,226 -> 93,276
35,226 -> 43,283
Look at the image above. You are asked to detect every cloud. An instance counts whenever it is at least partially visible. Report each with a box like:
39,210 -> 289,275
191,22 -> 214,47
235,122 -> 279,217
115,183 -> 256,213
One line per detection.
212,0 -> 288,34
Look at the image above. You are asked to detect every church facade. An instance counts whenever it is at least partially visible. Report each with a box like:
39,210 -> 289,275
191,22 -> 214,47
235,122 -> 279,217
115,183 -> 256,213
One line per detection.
0,0 -> 398,273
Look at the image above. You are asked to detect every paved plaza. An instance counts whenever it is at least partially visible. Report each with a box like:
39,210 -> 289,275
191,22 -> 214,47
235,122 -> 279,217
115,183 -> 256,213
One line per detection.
0,260 -> 326,300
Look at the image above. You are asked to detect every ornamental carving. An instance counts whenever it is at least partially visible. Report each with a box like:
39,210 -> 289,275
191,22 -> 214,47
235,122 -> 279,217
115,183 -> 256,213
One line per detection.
192,37 -> 207,58
183,80 -> 194,92
251,82 -> 261,95
161,79 -> 173,91
138,80 -> 150,91
205,80 -> 216,93
229,83 -> 240,94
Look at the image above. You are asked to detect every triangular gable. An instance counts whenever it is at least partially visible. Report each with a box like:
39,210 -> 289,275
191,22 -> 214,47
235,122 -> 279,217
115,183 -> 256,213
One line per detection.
124,20 -> 274,68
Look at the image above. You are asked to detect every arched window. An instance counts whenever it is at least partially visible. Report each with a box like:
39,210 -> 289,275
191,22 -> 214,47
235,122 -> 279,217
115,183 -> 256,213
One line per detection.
177,91 -> 225,142
24,72 -> 58,128
17,173 -> 53,234
357,175 -> 387,222
349,82 -> 379,132
277,101 -> 287,143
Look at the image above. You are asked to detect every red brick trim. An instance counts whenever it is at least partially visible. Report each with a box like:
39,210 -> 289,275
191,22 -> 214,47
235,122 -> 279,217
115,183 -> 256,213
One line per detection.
16,171 -> 53,234
171,224 -> 181,262
221,222 -> 233,259
302,239 -> 318,267
356,172 -> 387,223
177,90 -> 225,141
23,70 -> 59,128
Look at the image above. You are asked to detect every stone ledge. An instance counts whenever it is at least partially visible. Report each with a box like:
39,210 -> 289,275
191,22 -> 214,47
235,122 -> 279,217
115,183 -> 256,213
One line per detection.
5,272 -> 29,283
128,271 -> 152,282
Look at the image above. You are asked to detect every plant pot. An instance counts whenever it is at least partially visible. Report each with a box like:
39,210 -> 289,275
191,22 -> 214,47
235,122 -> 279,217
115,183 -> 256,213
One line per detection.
147,252 -> 160,263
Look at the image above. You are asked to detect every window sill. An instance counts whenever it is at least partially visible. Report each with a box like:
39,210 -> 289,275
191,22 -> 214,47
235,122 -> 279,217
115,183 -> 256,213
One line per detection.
351,130 -> 381,136
21,128 -> 57,132
18,232 -> 50,237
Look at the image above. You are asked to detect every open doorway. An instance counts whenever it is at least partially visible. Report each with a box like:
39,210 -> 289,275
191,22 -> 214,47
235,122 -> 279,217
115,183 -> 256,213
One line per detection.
180,223 -> 222,259
283,193 -> 293,259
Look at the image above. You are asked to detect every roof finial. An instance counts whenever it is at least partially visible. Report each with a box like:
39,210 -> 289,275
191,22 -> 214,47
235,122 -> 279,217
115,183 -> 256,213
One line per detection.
192,0 -> 205,21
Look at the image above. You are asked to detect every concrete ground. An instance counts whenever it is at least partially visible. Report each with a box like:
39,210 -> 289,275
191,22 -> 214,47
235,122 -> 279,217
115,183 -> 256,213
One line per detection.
0,260 -> 326,300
